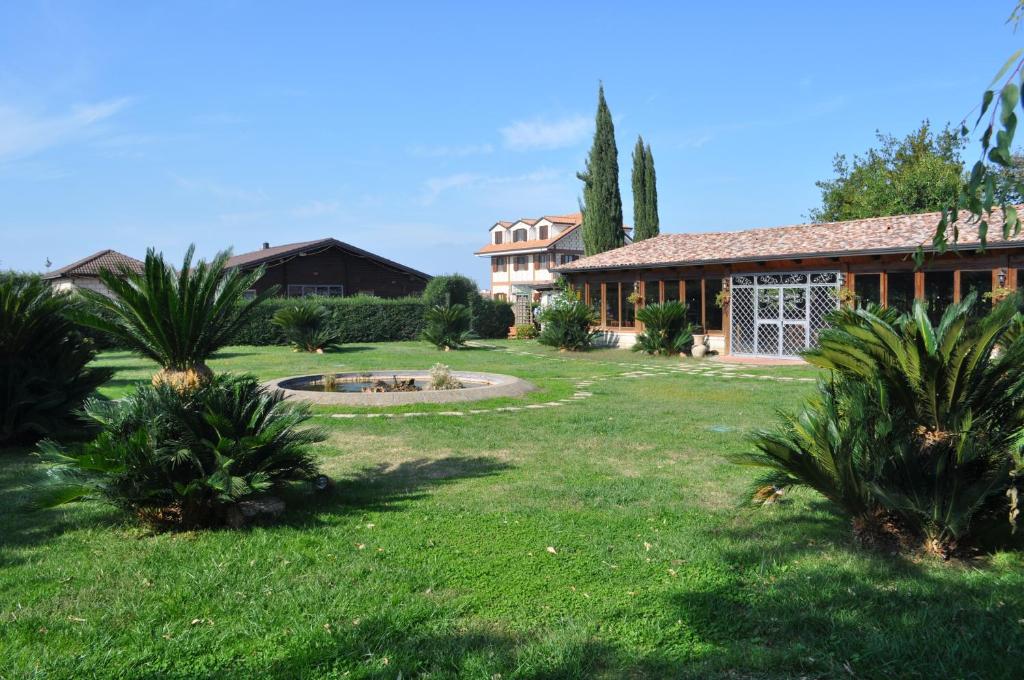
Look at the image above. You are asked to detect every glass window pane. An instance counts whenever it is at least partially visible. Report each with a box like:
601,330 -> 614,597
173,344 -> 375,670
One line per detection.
960,270 -> 991,315
886,272 -> 916,313
644,280 -> 661,305
704,278 -> 723,331
663,280 -> 680,303
854,273 -> 881,307
684,281 -> 702,331
924,271 -> 954,325
587,283 -> 602,319
605,283 -> 618,326
620,283 -> 636,328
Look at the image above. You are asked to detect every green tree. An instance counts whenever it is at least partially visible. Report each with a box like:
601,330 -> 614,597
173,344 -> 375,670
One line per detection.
809,122 -> 966,222
992,152 -> 1024,204
578,84 -> 625,255
631,137 -> 649,240
643,141 -> 659,238
630,137 -> 660,241
930,4 -> 1024,257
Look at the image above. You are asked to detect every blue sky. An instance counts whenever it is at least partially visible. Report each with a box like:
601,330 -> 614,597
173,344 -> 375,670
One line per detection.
0,2 -> 1020,287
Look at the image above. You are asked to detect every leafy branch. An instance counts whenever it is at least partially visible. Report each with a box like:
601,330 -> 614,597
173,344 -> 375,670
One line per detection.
931,6 -> 1024,264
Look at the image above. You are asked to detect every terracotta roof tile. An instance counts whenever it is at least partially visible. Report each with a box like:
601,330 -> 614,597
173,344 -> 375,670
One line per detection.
43,249 -> 144,279
543,212 -> 583,224
555,208 -> 1024,272
476,224 -> 582,255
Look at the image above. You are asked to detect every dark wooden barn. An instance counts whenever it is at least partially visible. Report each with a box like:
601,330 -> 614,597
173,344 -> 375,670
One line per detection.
226,238 -> 430,298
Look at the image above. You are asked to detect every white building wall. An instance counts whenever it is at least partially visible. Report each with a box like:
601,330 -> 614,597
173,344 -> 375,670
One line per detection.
50,277 -> 114,297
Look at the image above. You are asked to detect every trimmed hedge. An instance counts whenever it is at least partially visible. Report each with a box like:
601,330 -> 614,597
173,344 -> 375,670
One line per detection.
232,296 -> 428,346
471,298 -> 515,339
231,295 -> 514,345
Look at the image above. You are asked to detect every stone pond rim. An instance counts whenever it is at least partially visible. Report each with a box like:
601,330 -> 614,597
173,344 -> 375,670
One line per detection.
265,370 -> 536,406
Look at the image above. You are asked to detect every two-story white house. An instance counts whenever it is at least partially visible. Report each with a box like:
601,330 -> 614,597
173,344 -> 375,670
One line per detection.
475,213 -> 587,321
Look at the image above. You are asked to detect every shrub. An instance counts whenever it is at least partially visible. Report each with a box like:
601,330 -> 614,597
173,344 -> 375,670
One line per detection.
421,304 -> 472,350
36,374 -> 324,529
734,295 -> 1024,557
428,363 -> 463,390
537,297 -> 598,351
232,296 -> 427,346
272,301 -> 342,352
422,274 -> 481,309
0,278 -> 113,446
75,245 -> 272,390
472,298 -> 515,339
632,301 -> 695,355
514,323 -> 538,339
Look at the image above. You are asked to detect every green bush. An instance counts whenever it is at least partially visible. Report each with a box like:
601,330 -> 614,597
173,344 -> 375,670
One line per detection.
0,278 -> 113,446
633,301 -> 695,355
734,295 -> 1024,557
473,298 -> 515,338
422,274 -> 481,309
36,374 -> 325,529
421,304 -> 472,350
272,301 -> 342,352
232,295 -> 427,345
537,297 -> 598,351
514,323 -> 538,339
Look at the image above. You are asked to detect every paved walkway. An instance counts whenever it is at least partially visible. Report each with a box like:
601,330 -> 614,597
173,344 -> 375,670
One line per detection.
320,344 -> 816,420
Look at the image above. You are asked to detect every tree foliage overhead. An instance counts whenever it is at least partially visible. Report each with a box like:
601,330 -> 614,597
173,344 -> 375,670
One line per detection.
809,122 -> 967,223
931,4 -> 1024,260
631,136 -> 660,241
578,84 -> 625,256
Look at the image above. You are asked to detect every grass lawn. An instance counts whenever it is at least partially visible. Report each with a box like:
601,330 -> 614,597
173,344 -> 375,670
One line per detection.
2,341 -> 1023,678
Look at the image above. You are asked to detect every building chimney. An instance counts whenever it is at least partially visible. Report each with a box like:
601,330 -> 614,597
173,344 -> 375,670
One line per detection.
262,242 -> 270,250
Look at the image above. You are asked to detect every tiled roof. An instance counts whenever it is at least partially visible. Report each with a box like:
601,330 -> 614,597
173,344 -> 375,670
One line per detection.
478,212 -> 585,255
43,249 -> 144,279
544,212 -> 583,224
225,238 -> 431,280
555,208 -> 1024,272
476,224 -> 582,255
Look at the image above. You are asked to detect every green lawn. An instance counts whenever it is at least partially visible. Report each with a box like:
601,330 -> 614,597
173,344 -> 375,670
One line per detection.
2,341 -> 1023,679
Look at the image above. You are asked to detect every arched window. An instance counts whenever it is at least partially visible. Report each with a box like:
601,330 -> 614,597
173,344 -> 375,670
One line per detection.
513,228 -> 528,242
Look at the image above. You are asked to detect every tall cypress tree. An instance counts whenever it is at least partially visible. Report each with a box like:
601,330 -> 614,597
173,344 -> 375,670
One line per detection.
577,84 -> 624,255
643,142 -> 659,239
632,136 -> 649,240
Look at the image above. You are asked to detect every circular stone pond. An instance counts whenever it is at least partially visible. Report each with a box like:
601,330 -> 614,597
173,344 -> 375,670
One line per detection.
266,370 -> 535,406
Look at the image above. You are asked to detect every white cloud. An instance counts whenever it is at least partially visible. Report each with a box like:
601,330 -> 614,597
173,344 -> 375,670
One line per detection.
678,132 -> 714,149
0,97 -> 132,161
500,115 -> 590,151
408,143 -> 494,158
291,200 -> 340,218
418,169 -> 565,206
171,174 -> 266,202
419,172 -> 481,205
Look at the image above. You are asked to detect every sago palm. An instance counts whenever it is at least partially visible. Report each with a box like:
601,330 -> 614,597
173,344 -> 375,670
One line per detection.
421,304 -> 472,350
537,298 -> 599,351
36,374 -> 324,528
633,301 -> 695,355
272,301 -> 342,352
75,246 -> 274,389
737,294 -> 1024,556
0,277 -> 113,444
